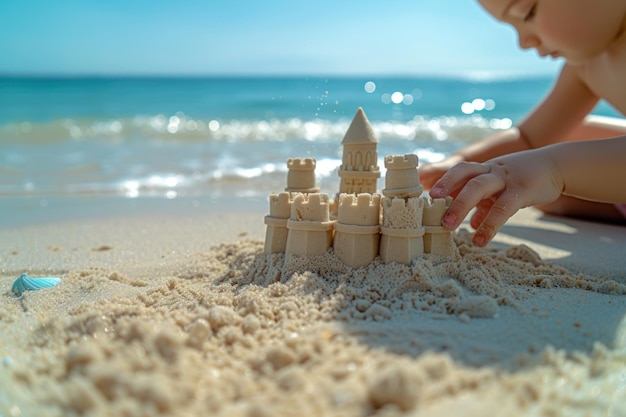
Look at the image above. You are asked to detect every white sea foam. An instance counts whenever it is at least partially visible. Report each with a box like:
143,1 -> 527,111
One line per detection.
0,114 -> 506,198
0,114 -> 506,144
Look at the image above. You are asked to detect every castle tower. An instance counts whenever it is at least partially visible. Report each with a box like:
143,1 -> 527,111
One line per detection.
285,193 -> 334,256
286,158 -> 319,193
338,108 -> 380,195
383,154 -> 423,198
264,192 -> 292,254
333,193 -> 381,268
422,196 -> 456,256
379,197 -> 425,265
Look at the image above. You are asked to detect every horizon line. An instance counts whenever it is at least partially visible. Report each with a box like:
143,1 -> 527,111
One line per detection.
0,71 -> 555,81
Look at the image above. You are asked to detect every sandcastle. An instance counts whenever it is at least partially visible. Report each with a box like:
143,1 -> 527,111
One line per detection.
264,107 -> 457,268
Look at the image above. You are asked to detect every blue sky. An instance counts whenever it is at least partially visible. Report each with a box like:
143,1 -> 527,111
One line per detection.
0,0 -> 561,77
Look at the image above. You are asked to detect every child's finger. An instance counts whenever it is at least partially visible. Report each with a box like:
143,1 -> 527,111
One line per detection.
470,199 -> 494,229
472,190 -> 525,246
429,162 -> 491,198
441,173 -> 505,230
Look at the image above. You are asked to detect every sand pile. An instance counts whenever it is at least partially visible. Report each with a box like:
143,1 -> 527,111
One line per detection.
236,229 -> 624,320
2,229 -> 625,417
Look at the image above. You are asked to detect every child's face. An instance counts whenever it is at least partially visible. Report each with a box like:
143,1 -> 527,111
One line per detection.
478,0 -> 626,64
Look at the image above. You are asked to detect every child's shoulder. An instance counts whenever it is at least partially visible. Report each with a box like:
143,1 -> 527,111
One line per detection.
572,41 -> 626,115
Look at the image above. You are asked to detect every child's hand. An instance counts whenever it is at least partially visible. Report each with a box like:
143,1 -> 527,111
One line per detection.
429,149 -> 564,247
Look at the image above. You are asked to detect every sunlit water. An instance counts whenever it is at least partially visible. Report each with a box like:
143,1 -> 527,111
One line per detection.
0,76 -> 620,200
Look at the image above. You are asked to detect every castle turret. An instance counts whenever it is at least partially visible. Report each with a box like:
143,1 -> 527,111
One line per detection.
338,108 -> 380,195
422,196 -> 456,256
286,158 -> 319,193
285,193 -> 334,256
263,192 -> 292,254
333,193 -> 381,268
383,154 -> 423,198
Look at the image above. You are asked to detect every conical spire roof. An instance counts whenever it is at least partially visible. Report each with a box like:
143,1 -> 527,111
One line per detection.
341,107 -> 378,144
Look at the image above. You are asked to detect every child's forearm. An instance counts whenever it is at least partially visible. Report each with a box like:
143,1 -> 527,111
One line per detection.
453,127 -> 531,162
548,136 -> 626,203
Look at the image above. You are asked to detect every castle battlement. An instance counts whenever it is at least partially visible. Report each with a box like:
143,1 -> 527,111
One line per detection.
382,197 -> 425,229
337,193 -> 381,226
423,196 -> 453,226
268,192 -> 293,219
291,193 -> 330,222
384,154 -> 418,170
287,157 -> 316,171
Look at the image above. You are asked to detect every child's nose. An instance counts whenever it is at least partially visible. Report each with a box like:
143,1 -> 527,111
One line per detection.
517,31 -> 540,50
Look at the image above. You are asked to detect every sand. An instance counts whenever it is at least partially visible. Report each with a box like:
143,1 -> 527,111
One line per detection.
1,196 -> 626,417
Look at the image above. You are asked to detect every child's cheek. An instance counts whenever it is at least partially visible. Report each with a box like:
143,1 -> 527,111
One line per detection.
537,2 -> 608,52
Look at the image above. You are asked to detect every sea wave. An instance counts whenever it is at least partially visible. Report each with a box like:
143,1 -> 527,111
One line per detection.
0,113 -> 510,198
0,113 -> 511,144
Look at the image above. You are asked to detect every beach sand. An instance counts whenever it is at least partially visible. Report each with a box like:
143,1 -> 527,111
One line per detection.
1,196 -> 625,417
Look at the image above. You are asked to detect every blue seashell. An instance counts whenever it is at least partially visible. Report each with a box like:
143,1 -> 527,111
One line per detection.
11,273 -> 61,296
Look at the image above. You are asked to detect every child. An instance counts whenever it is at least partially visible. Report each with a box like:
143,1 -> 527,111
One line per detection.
420,0 -> 626,247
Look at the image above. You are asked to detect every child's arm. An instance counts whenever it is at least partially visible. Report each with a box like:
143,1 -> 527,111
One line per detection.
516,65 -> 600,147
419,65 -> 600,189
429,136 -> 626,247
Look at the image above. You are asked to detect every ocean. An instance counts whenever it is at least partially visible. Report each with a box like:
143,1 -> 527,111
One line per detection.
1,75 -> 621,209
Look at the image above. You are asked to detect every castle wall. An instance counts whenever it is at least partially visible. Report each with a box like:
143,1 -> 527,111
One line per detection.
333,193 -> 381,268
379,197 -> 426,264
